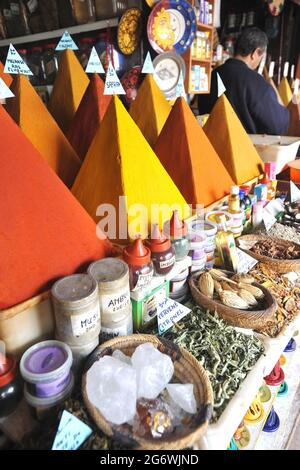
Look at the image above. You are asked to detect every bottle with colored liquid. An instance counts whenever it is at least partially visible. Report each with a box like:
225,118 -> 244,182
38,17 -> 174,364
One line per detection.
260,173 -> 275,201
228,185 -> 241,213
240,185 -> 252,226
215,214 -> 238,273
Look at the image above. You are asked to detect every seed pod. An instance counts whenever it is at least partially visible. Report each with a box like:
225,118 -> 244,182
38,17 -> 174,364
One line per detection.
220,291 -> 249,310
209,269 -> 228,281
239,283 -> 264,300
214,280 -> 223,294
221,281 -> 236,292
238,289 -> 258,307
199,272 -> 214,298
232,273 -> 255,284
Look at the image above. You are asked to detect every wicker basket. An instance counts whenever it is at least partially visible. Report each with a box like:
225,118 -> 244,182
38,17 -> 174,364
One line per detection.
189,272 -> 277,331
237,234 -> 300,274
82,334 -> 213,450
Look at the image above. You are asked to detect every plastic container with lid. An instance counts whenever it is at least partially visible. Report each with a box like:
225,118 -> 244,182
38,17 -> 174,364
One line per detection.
20,340 -> 73,399
72,0 -> 95,24
51,274 -> 101,347
163,211 -> 190,261
146,224 -> 176,276
123,237 -> 154,292
88,258 -> 132,332
0,353 -> 23,417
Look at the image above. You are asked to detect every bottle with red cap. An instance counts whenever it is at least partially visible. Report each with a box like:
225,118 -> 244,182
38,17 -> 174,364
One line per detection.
123,236 -> 154,292
146,224 -> 176,276
0,353 -> 23,417
163,211 -> 190,261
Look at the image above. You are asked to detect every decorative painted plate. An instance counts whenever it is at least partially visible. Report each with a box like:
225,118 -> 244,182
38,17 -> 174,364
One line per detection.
121,66 -> 142,105
117,8 -> 142,55
153,52 -> 186,100
266,0 -> 285,16
145,0 -> 160,6
147,0 -> 197,55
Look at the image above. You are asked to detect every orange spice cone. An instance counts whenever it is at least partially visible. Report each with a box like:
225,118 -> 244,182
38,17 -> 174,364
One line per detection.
0,60 -> 12,87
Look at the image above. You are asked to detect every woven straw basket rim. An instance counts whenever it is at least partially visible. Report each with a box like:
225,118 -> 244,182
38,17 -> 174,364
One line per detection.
82,334 -> 213,450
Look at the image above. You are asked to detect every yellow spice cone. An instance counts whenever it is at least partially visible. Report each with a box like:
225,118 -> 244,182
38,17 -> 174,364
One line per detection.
49,49 -> 89,134
130,74 -> 172,148
204,94 -> 264,185
6,75 -> 81,188
72,96 -> 189,243
278,77 -> 293,107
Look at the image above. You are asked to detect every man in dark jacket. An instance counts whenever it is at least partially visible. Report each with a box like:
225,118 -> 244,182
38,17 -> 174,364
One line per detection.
198,27 -> 290,135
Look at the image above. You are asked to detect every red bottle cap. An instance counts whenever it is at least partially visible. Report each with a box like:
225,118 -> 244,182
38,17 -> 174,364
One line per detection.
123,236 -> 151,267
260,173 -> 271,185
240,185 -> 250,195
148,224 -> 172,253
0,354 -> 17,388
164,211 -> 187,239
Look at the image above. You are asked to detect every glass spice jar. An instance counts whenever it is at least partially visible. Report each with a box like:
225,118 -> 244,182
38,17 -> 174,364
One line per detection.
0,353 -> 23,417
123,237 -> 154,292
163,211 -> 190,261
146,224 -> 175,276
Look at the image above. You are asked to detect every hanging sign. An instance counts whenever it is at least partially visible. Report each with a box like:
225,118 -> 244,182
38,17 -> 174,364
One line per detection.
175,70 -> 186,99
52,411 -> 92,451
55,31 -> 78,51
0,78 -> 14,99
141,52 -> 155,74
217,72 -> 226,97
269,61 -> 275,78
104,62 -> 126,95
85,47 -> 105,74
4,44 -> 33,76
157,298 -> 191,335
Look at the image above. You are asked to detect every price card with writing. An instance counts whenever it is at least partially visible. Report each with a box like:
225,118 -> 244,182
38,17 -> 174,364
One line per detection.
52,411 -> 92,451
142,52 -> 155,74
217,72 -> 226,97
0,78 -> 14,99
56,31 -> 78,51
290,181 -> 300,203
86,47 -> 105,74
104,62 -> 126,95
4,44 -> 33,75
157,298 -> 191,335
263,210 -> 277,231
236,248 -> 258,274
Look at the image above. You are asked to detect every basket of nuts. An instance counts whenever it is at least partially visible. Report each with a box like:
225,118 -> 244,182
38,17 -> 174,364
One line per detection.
189,269 -> 277,330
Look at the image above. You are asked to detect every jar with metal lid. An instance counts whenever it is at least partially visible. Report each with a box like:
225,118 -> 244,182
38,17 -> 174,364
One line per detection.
163,211 -> 190,262
123,237 -> 154,292
146,224 -> 175,276
88,258 -> 133,336
51,274 -> 101,347
0,353 -> 23,417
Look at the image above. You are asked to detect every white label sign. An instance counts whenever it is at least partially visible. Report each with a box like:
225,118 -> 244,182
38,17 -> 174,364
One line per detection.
52,411 -> 92,451
142,52 -> 155,74
291,64 -> 295,80
4,44 -> 33,75
292,78 -> 299,104
283,61 -> 289,78
101,288 -> 130,315
290,181 -> 300,203
0,78 -> 14,99
85,47 -> 105,74
258,53 -> 266,75
176,70 -> 186,99
104,62 -> 126,95
217,72 -> 226,97
70,305 -> 100,337
157,298 -> 191,335
263,211 -> 277,231
269,61 -> 275,78
56,31 -> 78,51
236,248 -> 258,274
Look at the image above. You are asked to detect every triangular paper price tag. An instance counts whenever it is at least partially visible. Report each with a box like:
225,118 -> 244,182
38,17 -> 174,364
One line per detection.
217,72 -> 226,97
0,78 -> 14,99
290,181 -> 300,203
52,411 -> 92,451
175,70 -> 186,99
157,298 -> 191,335
269,61 -> 275,79
263,210 -> 277,231
142,52 -> 155,74
85,47 -> 105,74
4,44 -> 33,76
104,62 -> 126,95
283,61 -> 289,78
236,248 -> 258,274
56,31 -> 78,51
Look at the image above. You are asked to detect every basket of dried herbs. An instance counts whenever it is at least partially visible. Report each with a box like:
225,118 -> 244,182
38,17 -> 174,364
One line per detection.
82,334 -> 213,450
237,234 -> 300,273
189,269 -> 277,330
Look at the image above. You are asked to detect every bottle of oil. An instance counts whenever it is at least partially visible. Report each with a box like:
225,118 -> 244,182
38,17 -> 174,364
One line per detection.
228,185 -> 241,213
215,214 -> 238,273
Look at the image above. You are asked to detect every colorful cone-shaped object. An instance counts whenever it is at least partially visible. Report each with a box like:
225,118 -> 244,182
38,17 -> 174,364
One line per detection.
204,94 -> 264,184
49,49 -> 89,134
155,97 -> 234,207
6,75 -> 81,188
72,96 -> 189,244
264,361 -> 285,386
263,407 -> 280,433
130,74 -> 172,148
67,74 -> 112,161
0,105 -> 112,310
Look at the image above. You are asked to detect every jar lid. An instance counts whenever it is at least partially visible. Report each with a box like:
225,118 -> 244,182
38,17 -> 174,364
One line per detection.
148,224 -> 172,253
240,185 -> 250,194
123,236 -> 151,267
0,354 -> 17,388
51,274 -> 97,303
88,258 -> 128,283
164,210 -> 187,238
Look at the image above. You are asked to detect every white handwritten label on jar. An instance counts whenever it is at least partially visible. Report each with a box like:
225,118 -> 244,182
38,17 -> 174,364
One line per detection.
133,272 -> 153,291
70,306 -> 100,338
101,320 -> 132,337
101,288 -> 130,315
160,257 -> 176,269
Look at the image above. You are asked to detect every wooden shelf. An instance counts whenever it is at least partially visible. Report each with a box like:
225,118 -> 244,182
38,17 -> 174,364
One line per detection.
198,22 -> 214,30
191,57 -> 211,63
0,18 -> 119,48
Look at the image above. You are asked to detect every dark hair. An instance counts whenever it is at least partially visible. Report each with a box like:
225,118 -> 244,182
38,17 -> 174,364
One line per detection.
235,27 -> 268,57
